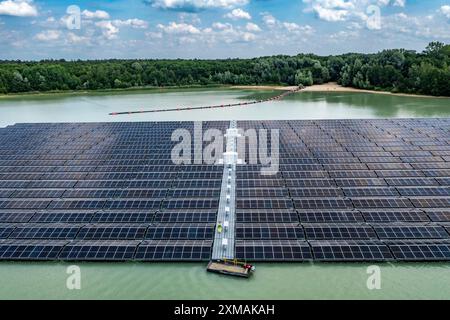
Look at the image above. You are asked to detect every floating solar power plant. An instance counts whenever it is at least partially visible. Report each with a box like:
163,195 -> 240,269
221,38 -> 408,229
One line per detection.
235,240 -> 313,261
0,210 -> 35,223
76,224 -> 149,240
0,224 -> 15,238
360,209 -> 431,223
426,210 -> 450,222
145,223 -> 215,240
303,224 -> 378,240
373,225 -> 450,240
236,223 -> 304,240
30,211 -> 96,223
1,119 -> 450,262
387,240 -> 450,261
298,211 -> 364,223
154,210 -> 217,223
310,240 -> 394,262
8,224 -> 82,240
58,240 -> 140,261
135,240 -> 212,261
91,210 -> 155,223
236,209 -> 299,223
0,239 -> 69,260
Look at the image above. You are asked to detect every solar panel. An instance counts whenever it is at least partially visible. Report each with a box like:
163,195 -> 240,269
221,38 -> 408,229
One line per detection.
0,210 -> 35,223
0,239 -> 68,260
236,199 -> 293,209
0,189 -> 14,198
30,211 -> 95,223
410,198 -> 450,208
58,240 -> 140,261
145,224 -> 215,240
362,210 -> 430,223
0,225 -> 15,238
310,240 -> 393,261
62,189 -> 117,199
77,224 -> 148,240
236,188 -> 289,198
154,210 -> 217,223
425,210 -> 450,222
235,240 -> 312,261
167,189 -> 220,198
135,240 -> 212,261
374,225 -> 449,239
236,224 -> 304,240
11,189 -> 65,199
298,211 -> 364,223
105,200 -> 162,210
293,199 -> 352,210
397,187 -> 450,197
162,199 -> 219,209
9,224 -> 81,239
236,210 -> 299,223
388,241 -> 450,261
0,200 -> 51,210
343,188 -> 399,197
92,210 -> 155,223
352,198 -> 412,209
290,188 -> 343,198
304,224 -> 377,240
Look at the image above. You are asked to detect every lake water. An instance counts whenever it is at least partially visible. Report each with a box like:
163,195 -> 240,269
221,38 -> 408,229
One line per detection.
0,89 -> 450,127
0,88 -> 449,300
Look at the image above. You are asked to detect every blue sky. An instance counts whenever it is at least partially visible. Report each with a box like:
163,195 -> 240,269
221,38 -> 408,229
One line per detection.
0,0 -> 449,60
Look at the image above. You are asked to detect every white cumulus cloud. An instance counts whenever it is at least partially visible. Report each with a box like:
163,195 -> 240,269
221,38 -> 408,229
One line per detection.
82,10 -> 110,20
95,20 -> 119,39
157,22 -> 200,34
245,22 -> 261,32
0,0 -> 37,17
441,5 -> 450,19
34,30 -> 61,41
113,18 -> 148,29
145,0 -> 248,11
224,8 -> 251,20
303,0 -> 407,22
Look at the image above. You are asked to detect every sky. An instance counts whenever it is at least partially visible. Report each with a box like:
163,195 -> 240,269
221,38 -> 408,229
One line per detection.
0,0 -> 449,60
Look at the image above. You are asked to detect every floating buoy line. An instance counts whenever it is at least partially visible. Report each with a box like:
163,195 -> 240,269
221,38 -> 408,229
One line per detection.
109,86 -> 302,116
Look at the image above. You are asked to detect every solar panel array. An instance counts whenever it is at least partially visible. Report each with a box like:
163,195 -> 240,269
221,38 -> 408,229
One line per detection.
0,121 -> 228,261
235,119 -> 450,262
0,119 -> 450,262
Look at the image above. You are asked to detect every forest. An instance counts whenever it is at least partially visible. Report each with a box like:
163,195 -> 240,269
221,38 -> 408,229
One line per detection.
0,42 -> 449,96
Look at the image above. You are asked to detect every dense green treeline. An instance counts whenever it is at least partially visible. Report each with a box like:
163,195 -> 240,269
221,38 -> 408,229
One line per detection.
0,42 -> 449,96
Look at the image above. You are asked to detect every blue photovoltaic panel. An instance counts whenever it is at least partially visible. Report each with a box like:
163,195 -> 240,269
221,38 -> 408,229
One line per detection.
58,240 -> 140,261
135,240 -> 212,261
310,240 -> 393,261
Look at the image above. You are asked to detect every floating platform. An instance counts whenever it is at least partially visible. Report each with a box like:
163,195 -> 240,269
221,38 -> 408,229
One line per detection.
207,261 -> 253,278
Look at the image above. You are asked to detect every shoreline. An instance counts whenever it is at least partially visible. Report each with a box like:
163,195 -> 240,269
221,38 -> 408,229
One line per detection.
234,83 -> 450,99
0,82 -> 448,99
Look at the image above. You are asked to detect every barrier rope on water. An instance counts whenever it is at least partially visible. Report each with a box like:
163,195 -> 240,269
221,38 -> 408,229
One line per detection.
109,86 -> 302,116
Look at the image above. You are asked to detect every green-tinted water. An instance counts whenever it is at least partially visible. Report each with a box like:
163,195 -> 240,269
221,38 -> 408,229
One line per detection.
1,262 -> 449,300
0,89 -> 449,127
0,89 -> 449,300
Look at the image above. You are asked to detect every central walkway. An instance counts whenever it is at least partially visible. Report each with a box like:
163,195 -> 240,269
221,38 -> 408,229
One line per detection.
211,120 -> 239,260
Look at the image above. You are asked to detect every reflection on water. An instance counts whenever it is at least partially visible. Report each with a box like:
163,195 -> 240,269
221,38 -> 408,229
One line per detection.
0,89 -> 449,127
290,92 -> 450,118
